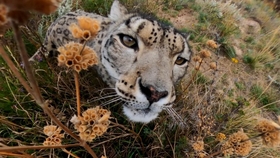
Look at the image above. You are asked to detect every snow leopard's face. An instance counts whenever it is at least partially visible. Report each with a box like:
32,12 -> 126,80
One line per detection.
101,1 -> 192,123
43,0 -> 192,123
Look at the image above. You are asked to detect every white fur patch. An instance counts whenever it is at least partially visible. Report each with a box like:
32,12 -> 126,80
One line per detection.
108,0 -> 128,21
123,106 -> 159,123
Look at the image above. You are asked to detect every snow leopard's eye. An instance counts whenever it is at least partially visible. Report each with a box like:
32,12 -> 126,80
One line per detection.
119,34 -> 138,49
175,56 -> 188,65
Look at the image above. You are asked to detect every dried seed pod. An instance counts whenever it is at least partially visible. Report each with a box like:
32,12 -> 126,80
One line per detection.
65,51 -> 74,59
87,59 -> 98,66
81,62 -> 88,70
74,64 -> 82,72
69,24 -> 83,39
57,54 -> 66,63
82,30 -> 91,41
209,62 -> 217,70
199,49 -> 211,58
221,131 -> 252,156
256,118 -> 280,147
192,141 -> 204,152
66,59 -> 74,67
74,55 -> 83,64
71,106 -> 111,142
77,16 -> 100,38
206,40 -> 218,49
193,56 -> 201,62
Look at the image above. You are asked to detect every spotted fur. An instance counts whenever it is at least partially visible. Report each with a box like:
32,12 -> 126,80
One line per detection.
41,0 -> 192,123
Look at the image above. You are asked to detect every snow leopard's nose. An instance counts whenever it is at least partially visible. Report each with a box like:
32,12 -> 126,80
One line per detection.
139,80 -> 168,104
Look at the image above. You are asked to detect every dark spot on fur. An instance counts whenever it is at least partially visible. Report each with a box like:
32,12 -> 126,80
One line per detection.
51,42 -> 56,49
137,22 -> 145,33
56,28 -> 62,34
62,37 -> 69,43
125,18 -> 131,27
57,17 -> 66,25
57,38 -> 63,46
63,29 -> 70,36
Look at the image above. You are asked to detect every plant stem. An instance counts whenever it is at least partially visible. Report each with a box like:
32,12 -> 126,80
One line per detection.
11,21 -> 44,105
9,21 -> 98,158
62,148 -> 80,158
0,46 -> 33,97
42,103 -> 98,158
0,152 -> 32,158
183,60 -> 203,93
74,71 -> 81,116
0,143 -> 80,151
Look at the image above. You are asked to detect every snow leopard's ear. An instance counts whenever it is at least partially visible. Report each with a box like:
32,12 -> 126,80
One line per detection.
108,0 -> 128,21
181,32 -> 191,40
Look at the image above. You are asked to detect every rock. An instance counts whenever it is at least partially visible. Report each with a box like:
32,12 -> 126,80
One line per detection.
239,18 -> 262,35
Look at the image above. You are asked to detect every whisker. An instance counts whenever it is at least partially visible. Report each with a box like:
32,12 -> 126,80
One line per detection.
97,91 -> 117,97
165,107 -> 187,128
94,87 -> 116,92
109,100 -> 125,109
87,94 -> 119,103
100,97 -> 123,107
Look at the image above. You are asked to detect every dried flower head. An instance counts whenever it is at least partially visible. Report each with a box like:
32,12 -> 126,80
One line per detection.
77,16 -> 100,37
221,131 -> 252,156
196,152 -> 207,158
0,4 -> 8,25
199,49 -> 211,58
70,106 -> 111,142
255,118 -> 280,147
43,125 -> 64,146
209,62 -> 217,70
206,40 -> 218,49
69,16 -> 100,40
193,56 -> 202,62
216,133 -> 226,142
192,141 -> 204,152
57,42 -> 98,72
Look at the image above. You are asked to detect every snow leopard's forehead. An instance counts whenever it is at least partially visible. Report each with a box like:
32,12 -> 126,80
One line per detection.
118,15 -> 189,56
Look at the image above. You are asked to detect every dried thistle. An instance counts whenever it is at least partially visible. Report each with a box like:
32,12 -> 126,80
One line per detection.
209,62 -> 217,70
193,55 -> 202,62
57,42 -> 98,72
70,106 -> 111,142
69,16 -> 100,40
43,125 -> 64,146
255,118 -> 280,147
216,133 -> 226,142
192,141 -> 204,152
199,49 -> 211,58
77,16 -> 100,37
196,152 -> 207,158
221,130 -> 252,156
206,40 -> 218,49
